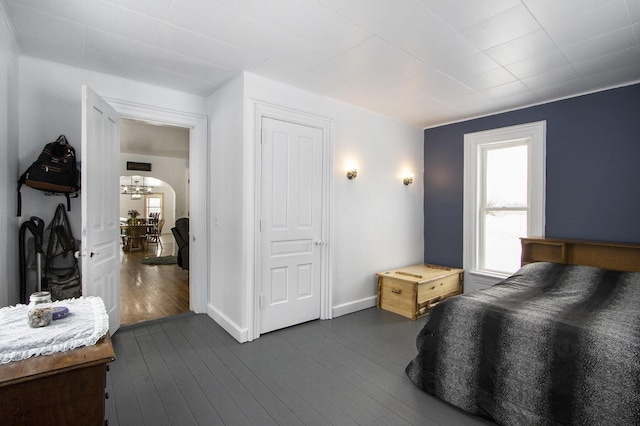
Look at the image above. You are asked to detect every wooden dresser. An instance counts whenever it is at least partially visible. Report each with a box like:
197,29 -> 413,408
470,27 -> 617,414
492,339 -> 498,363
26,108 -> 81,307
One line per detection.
0,333 -> 115,426
377,264 -> 463,320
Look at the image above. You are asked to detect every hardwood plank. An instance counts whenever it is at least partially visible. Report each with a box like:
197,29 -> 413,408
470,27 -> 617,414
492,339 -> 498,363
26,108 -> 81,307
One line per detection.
163,318 -> 278,425
106,335 -> 144,424
107,308 -> 493,425
119,234 -> 190,326
156,320 -> 246,425
147,325 -> 223,424
135,330 -> 198,425
115,331 -> 171,425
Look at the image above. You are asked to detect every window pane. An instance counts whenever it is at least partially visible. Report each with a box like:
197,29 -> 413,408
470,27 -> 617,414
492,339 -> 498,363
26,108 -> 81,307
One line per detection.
485,144 -> 528,207
482,210 -> 527,273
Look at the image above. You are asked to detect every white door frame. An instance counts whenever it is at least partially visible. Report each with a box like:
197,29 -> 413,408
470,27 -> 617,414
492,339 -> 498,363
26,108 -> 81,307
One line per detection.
104,97 -> 209,314
251,101 -> 333,341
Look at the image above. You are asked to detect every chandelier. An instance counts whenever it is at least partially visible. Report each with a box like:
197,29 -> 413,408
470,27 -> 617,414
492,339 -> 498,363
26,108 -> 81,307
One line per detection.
121,177 -> 153,200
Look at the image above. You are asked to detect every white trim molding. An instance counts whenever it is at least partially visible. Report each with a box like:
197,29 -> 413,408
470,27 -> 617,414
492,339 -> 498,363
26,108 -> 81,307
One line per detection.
105,97 -> 209,314
463,120 -> 546,292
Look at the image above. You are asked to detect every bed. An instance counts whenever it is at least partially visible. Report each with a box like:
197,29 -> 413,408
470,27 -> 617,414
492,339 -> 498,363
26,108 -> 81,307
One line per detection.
405,238 -> 640,425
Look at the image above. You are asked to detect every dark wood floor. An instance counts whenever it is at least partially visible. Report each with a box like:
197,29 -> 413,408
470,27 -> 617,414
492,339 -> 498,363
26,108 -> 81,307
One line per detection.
119,234 -> 190,326
105,308 -> 492,426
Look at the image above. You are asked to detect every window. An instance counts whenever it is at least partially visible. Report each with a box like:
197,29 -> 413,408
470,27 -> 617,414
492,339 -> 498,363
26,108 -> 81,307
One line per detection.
463,121 -> 546,292
144,193 -> 164,219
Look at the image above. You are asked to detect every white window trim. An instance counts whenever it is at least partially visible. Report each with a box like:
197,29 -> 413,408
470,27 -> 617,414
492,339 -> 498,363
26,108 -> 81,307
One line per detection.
463,121 -> 546,293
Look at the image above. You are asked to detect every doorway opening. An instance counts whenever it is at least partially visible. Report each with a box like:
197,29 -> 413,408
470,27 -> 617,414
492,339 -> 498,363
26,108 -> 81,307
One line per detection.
119,118 -> 190,326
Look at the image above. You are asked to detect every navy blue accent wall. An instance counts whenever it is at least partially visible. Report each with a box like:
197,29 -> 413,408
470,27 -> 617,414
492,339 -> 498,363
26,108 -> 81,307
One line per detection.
424,83 -> 640,267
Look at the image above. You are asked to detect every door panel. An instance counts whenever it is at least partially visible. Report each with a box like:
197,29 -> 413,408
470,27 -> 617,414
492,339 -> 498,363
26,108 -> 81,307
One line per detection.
260,117 -> 324,334
81,86 -> 121,334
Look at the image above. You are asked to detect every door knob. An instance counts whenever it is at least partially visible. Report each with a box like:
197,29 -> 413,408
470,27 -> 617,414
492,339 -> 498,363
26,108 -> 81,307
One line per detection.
314,240 -> 323,245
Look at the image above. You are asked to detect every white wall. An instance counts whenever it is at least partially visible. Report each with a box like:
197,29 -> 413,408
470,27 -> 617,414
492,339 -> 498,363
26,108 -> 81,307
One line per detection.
18,58 -> 206,246
207,72 -> 424,341
244,73 -> 425,316
0,2 -> 19,307
206,75 -> 246,337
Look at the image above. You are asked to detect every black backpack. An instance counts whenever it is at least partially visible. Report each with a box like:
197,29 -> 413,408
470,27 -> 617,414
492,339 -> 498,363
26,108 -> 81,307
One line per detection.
18,135 -> 80,216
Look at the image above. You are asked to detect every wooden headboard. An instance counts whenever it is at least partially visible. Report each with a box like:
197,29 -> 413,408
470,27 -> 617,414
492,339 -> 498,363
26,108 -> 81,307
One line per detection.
521,237 -> 640,272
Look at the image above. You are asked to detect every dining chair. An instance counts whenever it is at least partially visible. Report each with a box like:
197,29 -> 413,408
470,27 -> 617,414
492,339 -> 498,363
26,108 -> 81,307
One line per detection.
147,218 -> 164,249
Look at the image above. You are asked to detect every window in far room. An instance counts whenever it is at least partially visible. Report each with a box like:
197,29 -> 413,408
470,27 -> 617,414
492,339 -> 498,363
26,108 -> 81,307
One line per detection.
463,121 -> 546,292
144,193 -> 164,220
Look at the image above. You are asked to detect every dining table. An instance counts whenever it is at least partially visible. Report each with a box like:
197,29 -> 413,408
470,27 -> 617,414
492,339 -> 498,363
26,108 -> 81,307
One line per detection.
120,224 -> 149,251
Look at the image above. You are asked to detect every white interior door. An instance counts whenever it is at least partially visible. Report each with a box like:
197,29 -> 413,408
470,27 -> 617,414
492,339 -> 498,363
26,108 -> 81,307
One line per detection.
81,85 -> 121,334
260,117 -> 324,334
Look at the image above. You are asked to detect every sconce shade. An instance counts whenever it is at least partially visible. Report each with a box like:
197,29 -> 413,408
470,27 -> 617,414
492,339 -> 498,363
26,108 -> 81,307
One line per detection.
403,176 -> 413,185
347,169 -> 358,180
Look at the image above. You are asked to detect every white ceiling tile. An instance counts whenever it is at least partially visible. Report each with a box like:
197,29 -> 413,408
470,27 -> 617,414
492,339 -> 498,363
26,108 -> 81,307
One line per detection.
402,70 -> 475,101
247,0 -> 372,55
626,0 -> 640,23
311,37 -> 404,83
15,33 -> 86,68
6,4 -> 86,46
485,30 -> 557,65
85,49 -> 144,80
85,0 -> 163,44
418,0 -> 521,30
411,32 -> 481,66
314,0 -> 408,34
462,67 -> 517,91
203,0 -> 261,15
544,1 -> 632,46
287,72 -> 341,95
506,49 -> 571,79
136,65 -> 223,95
154,24 -> 266,69
582,62 -> 640,87
522,65 -> 582,89
459,4 -> 542,50
480,80 -> 534,99
369,56 -> 434,85
437,52 -> 501,82
270,38 -> 335,73
444,91 -> 492,110
561,26 -> 638,62
101,0 -> 173,21
524,0 -> 620,27
298,11 -> 373,54
6,0 -> 640,127
572,46 -> 640,76
533,78 -> 594,100
164,0 -> 243,41
5,0 -> 88,23
247,0 -> 328,38
252,59 -> 303,82
224,17 -> 291,57
484,90 -> 543,113
86,28 -> 150,64
373,3 -> 455,53
136,44 -> 239,84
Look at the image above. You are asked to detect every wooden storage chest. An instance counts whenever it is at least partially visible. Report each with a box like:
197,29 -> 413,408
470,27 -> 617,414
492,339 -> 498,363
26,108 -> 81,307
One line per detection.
376,264 -> 463,320
0,333 -> 115,425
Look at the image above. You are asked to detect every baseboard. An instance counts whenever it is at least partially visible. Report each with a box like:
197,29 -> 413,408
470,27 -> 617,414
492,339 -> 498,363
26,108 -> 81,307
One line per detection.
207,303 -> 248,343
332,295 -> 377,318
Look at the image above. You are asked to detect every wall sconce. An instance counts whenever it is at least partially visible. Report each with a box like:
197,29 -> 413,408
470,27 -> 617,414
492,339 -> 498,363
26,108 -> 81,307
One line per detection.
346,169 -> 358,180
403,175 -> 414,186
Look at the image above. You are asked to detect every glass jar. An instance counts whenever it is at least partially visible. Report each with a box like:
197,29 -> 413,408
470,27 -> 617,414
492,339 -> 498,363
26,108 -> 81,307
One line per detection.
27,291 -> 53,328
